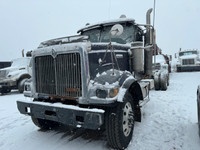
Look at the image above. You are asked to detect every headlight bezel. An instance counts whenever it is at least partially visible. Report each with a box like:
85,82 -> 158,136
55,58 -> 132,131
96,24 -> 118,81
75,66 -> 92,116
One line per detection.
96,89 -> 108,98
96,88 -> 119,99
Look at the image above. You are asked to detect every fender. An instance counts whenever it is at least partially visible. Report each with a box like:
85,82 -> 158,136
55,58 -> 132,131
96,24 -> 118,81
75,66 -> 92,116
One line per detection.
17,74 -> 31,85
117,72 -> 143,122
117,72 -> 143,103
93,69 -> 143,103
90,69 -> 143,111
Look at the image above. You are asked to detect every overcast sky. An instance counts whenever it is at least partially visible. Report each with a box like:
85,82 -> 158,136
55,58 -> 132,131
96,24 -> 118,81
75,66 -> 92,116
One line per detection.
0,0 -> 200,61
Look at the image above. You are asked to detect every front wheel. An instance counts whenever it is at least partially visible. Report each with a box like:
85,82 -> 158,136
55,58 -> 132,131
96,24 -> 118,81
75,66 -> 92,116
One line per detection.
0,88 -> 11,94
31,117 -> 59,130
105,92 -> 135,149
18,78 -> 28,93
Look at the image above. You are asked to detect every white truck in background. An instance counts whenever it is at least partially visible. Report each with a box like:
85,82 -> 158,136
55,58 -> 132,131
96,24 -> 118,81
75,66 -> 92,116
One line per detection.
175,49 -> 200,72
0,57 -> 31,94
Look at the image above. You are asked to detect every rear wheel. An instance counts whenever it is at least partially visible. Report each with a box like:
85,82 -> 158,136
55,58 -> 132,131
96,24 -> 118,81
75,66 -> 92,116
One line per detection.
154,74 -> 160,90
105,92 -> 135,149
31,117 -> 59,130
160,78 -> 167,91
167,75 -> 169,86
154,79 -> 160,90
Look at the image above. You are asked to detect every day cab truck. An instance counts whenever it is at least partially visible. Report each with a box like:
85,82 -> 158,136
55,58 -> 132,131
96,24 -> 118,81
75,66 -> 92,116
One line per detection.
0,57 -> 31,94
176,49 -> 200,72
17,8 -> 167,149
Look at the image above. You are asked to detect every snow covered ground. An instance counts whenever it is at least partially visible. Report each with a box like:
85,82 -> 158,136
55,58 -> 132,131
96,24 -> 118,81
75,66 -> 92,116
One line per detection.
0,72 -> 200,150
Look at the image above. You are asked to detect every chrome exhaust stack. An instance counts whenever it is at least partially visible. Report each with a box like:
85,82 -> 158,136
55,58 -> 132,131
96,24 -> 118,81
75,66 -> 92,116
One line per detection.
144,8 -> 153,77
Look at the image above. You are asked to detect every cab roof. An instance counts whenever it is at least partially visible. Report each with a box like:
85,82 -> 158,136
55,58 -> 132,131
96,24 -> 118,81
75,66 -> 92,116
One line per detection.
77,18 -> 136,33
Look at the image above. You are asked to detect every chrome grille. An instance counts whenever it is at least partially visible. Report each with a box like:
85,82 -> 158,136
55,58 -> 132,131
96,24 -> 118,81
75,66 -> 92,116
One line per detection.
56,53 -> 82,98
35,55 -> 56,95
35,53 -> 82,99
182,59 -> 195,65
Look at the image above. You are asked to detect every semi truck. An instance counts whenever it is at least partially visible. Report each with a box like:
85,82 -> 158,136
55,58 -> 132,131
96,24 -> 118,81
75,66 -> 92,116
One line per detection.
0,57 -> 31,94
176,49 -> 200,72
17,8 -> 167,149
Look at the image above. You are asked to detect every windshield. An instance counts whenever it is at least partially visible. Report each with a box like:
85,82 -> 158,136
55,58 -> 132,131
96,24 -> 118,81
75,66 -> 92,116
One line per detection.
82,23 -> 135,44
179,51 -> 197,56
11,58 -> 30,67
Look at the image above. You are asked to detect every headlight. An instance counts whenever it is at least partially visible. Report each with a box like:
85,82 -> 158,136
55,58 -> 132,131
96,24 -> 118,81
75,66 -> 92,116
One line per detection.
96,88 -> 119,98
96,89 -> 107,98
109,88 -> 119,98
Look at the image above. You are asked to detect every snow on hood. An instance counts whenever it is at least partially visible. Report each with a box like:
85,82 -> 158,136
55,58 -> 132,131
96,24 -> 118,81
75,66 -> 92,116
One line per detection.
33,42 -> 90,56
93,69 -> 123,85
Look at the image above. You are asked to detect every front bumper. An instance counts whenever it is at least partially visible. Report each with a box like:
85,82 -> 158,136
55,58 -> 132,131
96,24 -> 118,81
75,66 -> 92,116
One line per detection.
0,79 -> 16,89
177,66 -> 200,72
17,100 -> 104,130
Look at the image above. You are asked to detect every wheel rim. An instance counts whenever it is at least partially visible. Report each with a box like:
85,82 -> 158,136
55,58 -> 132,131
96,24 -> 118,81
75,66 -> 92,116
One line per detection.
122,102 -> 134,137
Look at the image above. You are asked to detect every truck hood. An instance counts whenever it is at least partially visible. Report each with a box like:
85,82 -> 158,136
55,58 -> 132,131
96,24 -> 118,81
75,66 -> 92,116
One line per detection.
33,42 -> 91,57
0,66 -> 27,79
0,66 -> 27,72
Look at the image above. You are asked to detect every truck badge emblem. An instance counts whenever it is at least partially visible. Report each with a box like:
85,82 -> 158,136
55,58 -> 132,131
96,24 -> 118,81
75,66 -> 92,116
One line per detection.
51,49 -> 57,58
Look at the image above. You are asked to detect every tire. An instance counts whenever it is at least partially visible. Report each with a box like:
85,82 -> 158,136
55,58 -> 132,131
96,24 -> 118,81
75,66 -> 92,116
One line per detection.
198,104 -> 200,137
31,117 -> 59,130
154,79 -> 160,90
154,74 -> 160,91
105,92 -> 134,149
18,78 -> 28,93
197,94 -> 200,137
167,75 -> 169,86
0,88 -> 11,94
160,78 -> 167,91
160,73 -> 168,91
177,67 -> 181,72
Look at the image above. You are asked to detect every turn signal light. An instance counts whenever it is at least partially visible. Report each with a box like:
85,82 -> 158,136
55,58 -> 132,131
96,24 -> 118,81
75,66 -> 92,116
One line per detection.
109,88 -> 119,98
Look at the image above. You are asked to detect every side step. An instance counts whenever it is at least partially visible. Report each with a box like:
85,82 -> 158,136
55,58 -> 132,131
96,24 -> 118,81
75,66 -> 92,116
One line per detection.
138,79 -> 154,104
139,97 -> 150,107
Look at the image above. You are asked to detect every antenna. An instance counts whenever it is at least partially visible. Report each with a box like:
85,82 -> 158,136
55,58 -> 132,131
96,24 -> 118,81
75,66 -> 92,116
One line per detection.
153,0 -> 156,27
109,0 -> 111,19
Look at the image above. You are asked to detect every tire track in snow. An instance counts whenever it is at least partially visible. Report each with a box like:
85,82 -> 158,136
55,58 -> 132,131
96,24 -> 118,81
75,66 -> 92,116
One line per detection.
130,72 -> 200,150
